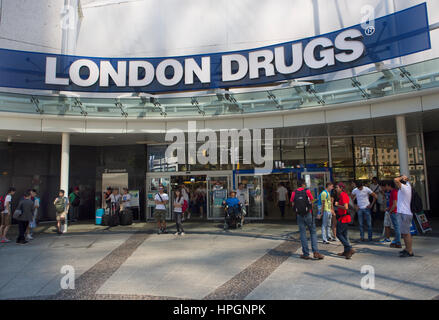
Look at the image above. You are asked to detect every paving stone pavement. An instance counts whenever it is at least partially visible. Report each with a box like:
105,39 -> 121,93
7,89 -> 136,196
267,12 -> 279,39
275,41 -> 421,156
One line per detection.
1,221 -> 438,300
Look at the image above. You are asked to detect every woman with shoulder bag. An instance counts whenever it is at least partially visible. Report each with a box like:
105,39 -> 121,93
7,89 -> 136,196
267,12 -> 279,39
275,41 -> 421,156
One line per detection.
15,190 -> 34,244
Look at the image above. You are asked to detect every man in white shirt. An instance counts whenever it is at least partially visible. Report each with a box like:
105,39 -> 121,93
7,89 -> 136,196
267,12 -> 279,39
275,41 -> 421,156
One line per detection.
394,175 -> 414,257
154,185 -> 169,234
351,181 -> 377,241
276,183 -> 289,218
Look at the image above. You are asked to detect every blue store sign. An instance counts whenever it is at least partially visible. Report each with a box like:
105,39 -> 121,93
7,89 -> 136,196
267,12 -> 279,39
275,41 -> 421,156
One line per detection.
0,3 -> 431,93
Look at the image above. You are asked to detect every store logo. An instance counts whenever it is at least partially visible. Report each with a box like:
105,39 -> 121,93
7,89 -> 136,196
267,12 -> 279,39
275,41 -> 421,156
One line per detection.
44,28 -> 364,88
165,121 -> 273,173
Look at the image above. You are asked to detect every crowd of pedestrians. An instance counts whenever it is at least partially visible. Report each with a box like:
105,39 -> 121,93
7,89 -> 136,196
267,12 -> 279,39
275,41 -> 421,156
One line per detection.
1,188 -> 40,244
290,175 -> 418,260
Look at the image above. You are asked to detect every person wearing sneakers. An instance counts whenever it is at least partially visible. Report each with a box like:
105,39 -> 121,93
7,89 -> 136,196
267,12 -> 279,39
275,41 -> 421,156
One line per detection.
334,183 -> 355,259
320,182 -> 335,244
16,190 -> 34,245
387,180 -> 402,248
291,179 -> 324,261
383,181 -> 402,248
154,185 -> 168,234
173,189 -> 185,236
26,189 -> 39,241
394,175 -> 414,257
54,190 -> 69,234
1,187 -> 16,243
351,181 -> 378,242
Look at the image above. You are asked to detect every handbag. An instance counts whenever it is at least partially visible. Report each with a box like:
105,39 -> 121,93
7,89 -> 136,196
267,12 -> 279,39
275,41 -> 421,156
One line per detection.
13,209 -> 23,220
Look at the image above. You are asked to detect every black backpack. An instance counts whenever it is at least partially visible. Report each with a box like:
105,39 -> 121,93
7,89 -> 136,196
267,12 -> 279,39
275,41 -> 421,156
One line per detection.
294,189 -> 311,216
410,187 -> 423,214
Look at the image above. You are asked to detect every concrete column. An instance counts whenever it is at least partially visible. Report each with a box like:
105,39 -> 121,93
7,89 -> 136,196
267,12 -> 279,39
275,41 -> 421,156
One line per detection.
60,132 -> 70,232
396,115 -> 409,176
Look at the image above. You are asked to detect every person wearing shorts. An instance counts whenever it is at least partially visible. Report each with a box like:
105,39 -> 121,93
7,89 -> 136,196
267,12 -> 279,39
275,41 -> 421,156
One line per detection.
54,190 -> 69,235
154,186 -> 168,234
1,187 -> 16,243
394,176 -> 414,257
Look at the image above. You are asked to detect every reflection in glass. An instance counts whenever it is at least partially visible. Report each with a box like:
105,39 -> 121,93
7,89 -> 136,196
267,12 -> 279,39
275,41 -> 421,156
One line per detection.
305,138 -> 329,167
331,137 -> 353,167
354,137 -> 376,166
376,135 -> 399,165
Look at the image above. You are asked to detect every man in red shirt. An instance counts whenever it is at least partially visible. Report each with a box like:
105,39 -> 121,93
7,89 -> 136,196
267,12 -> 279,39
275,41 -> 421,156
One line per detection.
291,179 -> 324,260
334,183 -> 355,259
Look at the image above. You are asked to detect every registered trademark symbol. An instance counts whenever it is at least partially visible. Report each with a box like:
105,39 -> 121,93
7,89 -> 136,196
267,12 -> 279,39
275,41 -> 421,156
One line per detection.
365,26 -> 375,36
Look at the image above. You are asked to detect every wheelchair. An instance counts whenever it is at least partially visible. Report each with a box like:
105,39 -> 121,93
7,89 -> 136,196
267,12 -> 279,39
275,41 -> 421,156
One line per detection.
223,202 -> 244,230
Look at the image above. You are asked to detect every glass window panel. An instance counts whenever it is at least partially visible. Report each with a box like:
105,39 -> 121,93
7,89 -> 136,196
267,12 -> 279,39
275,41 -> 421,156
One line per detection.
332,167 -> 354,184
355,166 -> 377,180
354,136 -> 376,166
281,138 -> 305,168
410,165 -> 428,210
376,135 -> 399,165
305,138 -> 329,167
147,144 -> 179,172
331,137 -> 354,167
378,166 -> 400,180
408,134 -> 424,165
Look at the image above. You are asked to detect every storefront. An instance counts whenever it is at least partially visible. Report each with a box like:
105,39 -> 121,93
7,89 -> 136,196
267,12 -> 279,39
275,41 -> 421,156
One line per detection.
0,2 -> 437,223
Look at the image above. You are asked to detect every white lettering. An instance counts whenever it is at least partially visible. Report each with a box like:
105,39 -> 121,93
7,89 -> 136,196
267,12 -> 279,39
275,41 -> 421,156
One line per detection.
185,57 -> 210,84
360,265 -> 375,290
335,29 -> 365,63
274,43 -> 303,74
100,60 -> 126,87
156,59 -> 183,86
129,61 -> 155,87
249,49 -> 275,79
45,57 -> 69,85
69,59 -> 99,87
197,128 -> 217,165
304,37 -> 335,69
222,54 -> 248,82
60,265 -> 75,290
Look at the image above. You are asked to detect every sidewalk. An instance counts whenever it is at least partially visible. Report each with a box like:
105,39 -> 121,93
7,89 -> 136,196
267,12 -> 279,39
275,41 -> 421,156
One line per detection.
1,220 -> 438,300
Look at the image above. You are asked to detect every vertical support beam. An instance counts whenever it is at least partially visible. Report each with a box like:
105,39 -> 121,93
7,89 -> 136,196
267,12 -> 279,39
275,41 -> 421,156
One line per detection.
327,136 -> 332,168
396,115 -> 409,176
421,133 -> 430,210
60,132 -> 70,232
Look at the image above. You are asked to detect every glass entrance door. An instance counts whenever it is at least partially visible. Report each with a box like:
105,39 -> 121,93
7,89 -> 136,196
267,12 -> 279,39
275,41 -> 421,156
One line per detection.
236,175 -> 264,219
146,176 -> 171,220
170,175 -> 207,220
207,175 -> 231,220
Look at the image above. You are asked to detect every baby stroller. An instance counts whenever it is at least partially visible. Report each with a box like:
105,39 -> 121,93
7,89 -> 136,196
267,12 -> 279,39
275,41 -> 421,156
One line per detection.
223,203 -> 243,230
